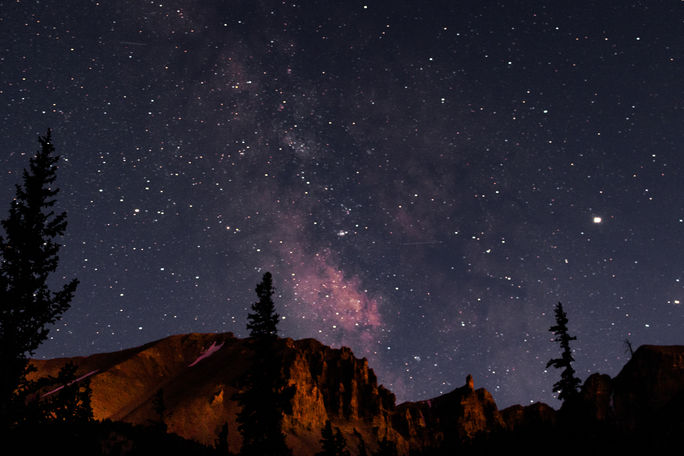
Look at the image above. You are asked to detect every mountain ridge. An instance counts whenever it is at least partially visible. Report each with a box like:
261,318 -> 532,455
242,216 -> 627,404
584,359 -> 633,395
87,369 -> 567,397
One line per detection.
28,333 -> 684,455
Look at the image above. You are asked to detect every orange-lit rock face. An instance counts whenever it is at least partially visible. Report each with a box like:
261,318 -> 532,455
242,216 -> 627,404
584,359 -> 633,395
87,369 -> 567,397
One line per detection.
278,338 -> 401,455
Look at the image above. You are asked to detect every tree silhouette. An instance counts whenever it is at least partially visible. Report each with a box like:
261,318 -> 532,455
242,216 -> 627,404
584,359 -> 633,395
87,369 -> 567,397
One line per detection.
42,362 -> 94,424
215,421 -> 231,455
152,388 -> 167,433
546,302 -> 582,403
372,437 -> 398,456
624,339 -> 634,358
0,129 -> 79,426
357,440 -> 368,456
236,272 -> 292,456
356,435 -> 368,456
316,420 -> 350,456
246,271 -> 279,338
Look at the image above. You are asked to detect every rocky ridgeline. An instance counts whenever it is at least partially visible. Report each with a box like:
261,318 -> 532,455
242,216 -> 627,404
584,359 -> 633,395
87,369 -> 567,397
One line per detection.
581,345 -> 684,433
29,334 -> 684,455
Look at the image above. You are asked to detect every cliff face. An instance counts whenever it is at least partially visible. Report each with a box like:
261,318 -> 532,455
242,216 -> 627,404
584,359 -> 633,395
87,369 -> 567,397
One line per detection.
275,337 -> 401,455
29,335 -> 684,455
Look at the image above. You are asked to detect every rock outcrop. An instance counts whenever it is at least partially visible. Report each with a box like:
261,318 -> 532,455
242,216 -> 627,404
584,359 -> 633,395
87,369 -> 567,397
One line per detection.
610,345 -> 684,434
577,372 -> 613,422
394,375 -> 504,451
500,401 -> 556,431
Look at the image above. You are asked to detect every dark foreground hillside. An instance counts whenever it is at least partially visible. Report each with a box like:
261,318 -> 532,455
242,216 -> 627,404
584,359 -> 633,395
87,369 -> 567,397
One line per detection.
5,419 -> 218,456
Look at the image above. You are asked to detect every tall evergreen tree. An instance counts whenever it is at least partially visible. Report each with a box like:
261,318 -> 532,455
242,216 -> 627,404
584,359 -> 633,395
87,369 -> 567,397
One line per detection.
236,272 -> 292,456
353,429 -> 368,456
246,271 -> 279,338
546,302 -> 582,403
372,437 -> 398,456
42,362 -> 94,424
215,421 -> 231,456
357,440 -> 368,456
0,129 -> 79,426
624,338 -> 634,358
316,420 -> 350,456
152,388 -> 167,433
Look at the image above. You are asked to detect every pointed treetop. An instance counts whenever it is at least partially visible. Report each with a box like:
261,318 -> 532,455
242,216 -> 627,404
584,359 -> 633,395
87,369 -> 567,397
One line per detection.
246,272 -> 280,338
546,302 -> 582,403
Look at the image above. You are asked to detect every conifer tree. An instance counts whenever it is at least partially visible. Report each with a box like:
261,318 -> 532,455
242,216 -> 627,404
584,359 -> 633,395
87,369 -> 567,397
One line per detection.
0,130 -> 79,426
316,420 -> 350,456
246,271 -> 279,338
236,272 -> 292,456
353,430 -> 368,456
152,388 -> 167,432
624,338 -> 634,358
357,438 -> 368,456
546,302 -> 582,403
372,437 -> 398,456
215,421 -> 231,455
43,362 -> 94,424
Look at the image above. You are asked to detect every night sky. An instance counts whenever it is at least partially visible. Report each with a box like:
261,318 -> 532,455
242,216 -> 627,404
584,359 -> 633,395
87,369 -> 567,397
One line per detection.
1,1 -> 683,408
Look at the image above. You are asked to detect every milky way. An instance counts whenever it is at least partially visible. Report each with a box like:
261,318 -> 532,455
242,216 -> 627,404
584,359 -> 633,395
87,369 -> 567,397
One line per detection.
1,1 -> 682,407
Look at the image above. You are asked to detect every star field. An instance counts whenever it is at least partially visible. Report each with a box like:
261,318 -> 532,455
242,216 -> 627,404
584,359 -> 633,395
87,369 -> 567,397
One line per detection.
1,1 -> 682,408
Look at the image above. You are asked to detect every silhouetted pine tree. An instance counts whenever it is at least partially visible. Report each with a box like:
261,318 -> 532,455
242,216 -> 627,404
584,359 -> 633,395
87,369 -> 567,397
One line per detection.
624,338 -> 634,358
246,271 -> 279,338
358,440 -> 368,456
373,437 -> 398,456
0,129 -> 79,427
236,272 -> 292,456
353,429 -> 368,456
152,388 -> 167,432
215,421 -> 231,455
316,420 -> 350,456
546,302 -> 582,403
43,362 -> 94,424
